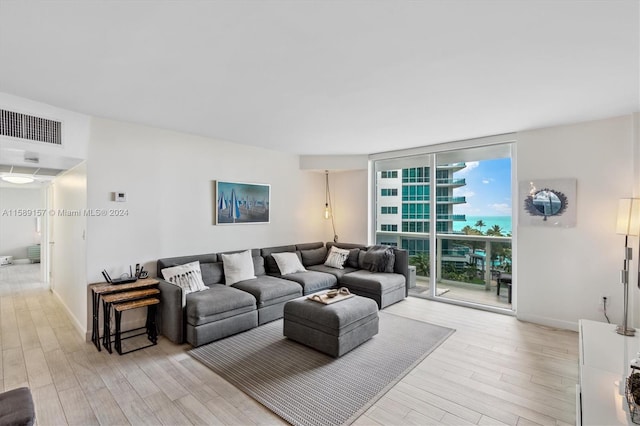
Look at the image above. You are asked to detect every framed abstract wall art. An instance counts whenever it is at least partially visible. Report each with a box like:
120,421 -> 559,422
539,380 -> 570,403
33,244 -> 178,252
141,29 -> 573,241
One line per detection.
215,181 -> 270,225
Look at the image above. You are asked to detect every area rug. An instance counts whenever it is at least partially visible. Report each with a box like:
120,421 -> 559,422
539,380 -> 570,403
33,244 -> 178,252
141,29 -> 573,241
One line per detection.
188,311 -> 454,426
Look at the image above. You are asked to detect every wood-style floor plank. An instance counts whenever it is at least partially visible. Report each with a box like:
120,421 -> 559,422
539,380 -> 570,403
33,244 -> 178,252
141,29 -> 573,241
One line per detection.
57,386 -> 99,426
0,263 -> 579,426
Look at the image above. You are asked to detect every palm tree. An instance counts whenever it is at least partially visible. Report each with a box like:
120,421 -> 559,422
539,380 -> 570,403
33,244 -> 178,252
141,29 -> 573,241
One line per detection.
409,253 -> 430,277
474,219 -> 486,234
462,225 -> 482,235
486,224 -> 503,236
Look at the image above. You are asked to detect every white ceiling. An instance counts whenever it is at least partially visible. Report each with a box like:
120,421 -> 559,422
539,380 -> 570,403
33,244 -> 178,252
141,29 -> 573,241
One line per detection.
0,1 -> 638,155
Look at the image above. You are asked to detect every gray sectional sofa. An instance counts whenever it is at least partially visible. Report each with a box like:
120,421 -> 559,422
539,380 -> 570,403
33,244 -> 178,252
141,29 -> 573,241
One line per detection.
157,242 -> 408,347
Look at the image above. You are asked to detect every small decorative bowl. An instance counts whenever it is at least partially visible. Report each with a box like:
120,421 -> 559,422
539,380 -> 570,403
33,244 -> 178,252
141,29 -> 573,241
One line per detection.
326,289 -> 339,298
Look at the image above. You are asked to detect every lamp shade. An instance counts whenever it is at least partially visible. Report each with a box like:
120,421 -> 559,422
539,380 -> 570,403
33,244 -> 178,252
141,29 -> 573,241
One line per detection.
616,198 -> 640,236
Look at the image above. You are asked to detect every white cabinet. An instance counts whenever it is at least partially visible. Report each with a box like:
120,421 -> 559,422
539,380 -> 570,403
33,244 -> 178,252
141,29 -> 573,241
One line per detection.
579,319 -> 640,425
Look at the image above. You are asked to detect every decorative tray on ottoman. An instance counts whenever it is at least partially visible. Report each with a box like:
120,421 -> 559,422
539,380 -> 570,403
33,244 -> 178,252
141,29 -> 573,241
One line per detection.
308,288 -> 354,305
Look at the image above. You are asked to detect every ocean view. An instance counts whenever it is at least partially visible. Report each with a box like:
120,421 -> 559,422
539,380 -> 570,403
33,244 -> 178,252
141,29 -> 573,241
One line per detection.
453,215 -> 512,235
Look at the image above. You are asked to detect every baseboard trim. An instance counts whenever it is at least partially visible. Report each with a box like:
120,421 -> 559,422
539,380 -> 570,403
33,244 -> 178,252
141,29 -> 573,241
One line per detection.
50,288 -> 87,339
516,312 -> 578,332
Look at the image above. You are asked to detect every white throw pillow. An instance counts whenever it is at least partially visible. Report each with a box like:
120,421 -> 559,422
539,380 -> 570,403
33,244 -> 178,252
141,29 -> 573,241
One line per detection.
272,252 -> 306,275
161,261 -> 207,294
324,246 -> 350,269
220,250 -> 256,285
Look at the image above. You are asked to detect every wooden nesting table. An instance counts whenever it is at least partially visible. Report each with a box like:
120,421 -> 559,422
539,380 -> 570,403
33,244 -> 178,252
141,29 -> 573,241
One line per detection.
89,278 -> 160,353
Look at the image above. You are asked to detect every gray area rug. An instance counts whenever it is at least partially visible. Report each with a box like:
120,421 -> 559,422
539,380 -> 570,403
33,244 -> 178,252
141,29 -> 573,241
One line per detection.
188,311 -> 454,426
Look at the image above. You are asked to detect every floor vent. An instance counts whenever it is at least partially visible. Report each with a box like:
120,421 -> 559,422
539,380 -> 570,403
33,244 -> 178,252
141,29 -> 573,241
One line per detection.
0,109 -> 62,145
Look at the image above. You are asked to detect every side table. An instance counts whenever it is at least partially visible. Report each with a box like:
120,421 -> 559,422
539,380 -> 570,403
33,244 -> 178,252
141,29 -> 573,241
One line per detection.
89,278 -> 159,351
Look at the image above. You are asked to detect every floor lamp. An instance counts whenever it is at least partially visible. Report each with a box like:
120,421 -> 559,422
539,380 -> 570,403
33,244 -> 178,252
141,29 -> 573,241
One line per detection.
615,198 -> 640,336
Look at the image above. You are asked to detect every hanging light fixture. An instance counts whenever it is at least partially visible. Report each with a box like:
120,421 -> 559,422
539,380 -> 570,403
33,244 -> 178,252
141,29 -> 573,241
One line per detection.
324,170 -> 338,242
324,170 -> 331,220
1,166 -> 35,184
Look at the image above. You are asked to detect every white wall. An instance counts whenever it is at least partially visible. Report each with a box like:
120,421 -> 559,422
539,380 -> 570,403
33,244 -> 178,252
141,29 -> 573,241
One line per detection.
516,115 -> 636,330
84,118 -> 328,332
50,162 -> 88,336
0,187 -> 43,259
330,170 -> 369,245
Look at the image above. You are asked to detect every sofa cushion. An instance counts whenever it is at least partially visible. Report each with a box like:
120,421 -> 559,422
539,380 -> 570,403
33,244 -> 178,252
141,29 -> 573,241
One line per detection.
160,261 -> 207,294
186,285 -> 256,326
261,245 -> 297,274
363,246 -> 395,273
199,262 -> 224,286
295,242 -> 324,251
276,270 -> 337,295
0,387 -> 35,426
358,250 -> 367,268
220,250 -> 256,285
272,252 -> 306,275
347,249 -> 361,268
300,246 -> 328,267
307,264 -> 358,280
232,275 -> 302,307
340,270 -> 406,294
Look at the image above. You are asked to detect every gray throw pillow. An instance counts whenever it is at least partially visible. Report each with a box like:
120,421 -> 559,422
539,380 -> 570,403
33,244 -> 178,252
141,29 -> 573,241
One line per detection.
363,246 -> 395,273
358,249 -> 367,269
300,246 -> 328,266
347,248 -> 360,268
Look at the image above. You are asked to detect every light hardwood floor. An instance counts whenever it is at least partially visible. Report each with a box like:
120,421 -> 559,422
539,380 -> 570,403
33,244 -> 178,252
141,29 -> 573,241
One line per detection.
1,264 -> 578,426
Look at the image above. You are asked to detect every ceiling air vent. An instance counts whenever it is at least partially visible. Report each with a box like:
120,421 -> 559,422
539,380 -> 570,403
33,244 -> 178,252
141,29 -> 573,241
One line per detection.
0,109 -> 62,145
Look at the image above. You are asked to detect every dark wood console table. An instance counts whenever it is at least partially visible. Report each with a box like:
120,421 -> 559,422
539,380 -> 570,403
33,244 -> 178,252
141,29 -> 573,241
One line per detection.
89,278 -> 159,351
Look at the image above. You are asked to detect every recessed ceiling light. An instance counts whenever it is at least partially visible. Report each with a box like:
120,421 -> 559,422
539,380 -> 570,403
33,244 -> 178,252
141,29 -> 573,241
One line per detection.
1,175 -> 35,184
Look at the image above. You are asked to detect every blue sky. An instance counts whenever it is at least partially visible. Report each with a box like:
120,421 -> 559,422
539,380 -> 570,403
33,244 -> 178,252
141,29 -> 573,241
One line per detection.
452,158 -> 512,216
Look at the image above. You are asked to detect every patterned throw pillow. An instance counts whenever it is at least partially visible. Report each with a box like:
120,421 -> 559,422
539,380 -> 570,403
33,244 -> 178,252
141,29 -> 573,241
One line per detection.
324,246 -> 350,269
161,261 -> 207,294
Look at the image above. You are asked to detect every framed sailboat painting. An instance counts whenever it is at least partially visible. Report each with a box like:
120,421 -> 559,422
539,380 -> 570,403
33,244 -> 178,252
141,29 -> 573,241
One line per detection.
215,181 -> 271,225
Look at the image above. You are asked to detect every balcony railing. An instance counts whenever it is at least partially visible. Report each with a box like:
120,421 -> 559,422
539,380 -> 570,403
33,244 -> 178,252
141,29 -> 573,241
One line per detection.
435,178 -> 466,185
402,178 -> 430,183
435,196 -> 466,203
436,214 -> 466,221
375,231 -> 512,293
436,162 -> 465,169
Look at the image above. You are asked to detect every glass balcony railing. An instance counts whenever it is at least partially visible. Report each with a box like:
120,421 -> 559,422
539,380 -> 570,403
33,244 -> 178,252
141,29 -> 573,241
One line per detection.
402,178 -> 430,183
436,162 -> 465,169
436,214 -> 466,221
435,196 -> 466,203
375,231 -> 513,310
435,178 -> 466,185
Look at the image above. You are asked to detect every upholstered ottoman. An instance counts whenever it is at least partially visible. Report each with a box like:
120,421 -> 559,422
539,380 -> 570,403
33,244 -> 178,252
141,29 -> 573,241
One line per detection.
283,295 -> 379,357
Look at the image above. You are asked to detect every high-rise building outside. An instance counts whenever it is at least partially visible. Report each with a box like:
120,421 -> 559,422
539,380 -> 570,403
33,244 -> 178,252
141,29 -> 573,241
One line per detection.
375,163 -> 467,266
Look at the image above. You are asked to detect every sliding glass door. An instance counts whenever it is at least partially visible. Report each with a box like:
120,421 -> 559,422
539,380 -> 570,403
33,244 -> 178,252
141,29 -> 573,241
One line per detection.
373,142 -> 513,311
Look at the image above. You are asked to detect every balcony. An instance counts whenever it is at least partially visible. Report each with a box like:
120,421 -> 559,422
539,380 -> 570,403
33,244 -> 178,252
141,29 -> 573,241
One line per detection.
375,231 -> 513,310
435,178 -> 466,187
436,214 -> 466,221
402,177 -> 430,184
435,196 -> 466,204
436,162 -> 466,173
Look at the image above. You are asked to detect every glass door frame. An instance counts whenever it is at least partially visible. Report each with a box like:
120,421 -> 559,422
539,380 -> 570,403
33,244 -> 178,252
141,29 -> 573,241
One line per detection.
369,134 -> 517,315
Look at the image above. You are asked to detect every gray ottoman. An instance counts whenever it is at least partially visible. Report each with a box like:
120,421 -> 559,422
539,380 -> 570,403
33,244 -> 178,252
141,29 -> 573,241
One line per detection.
283,295 -> 379,357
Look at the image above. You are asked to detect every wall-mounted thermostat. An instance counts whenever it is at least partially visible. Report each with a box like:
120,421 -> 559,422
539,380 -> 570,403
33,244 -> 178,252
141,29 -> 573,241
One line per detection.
113,192 -> 127,202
